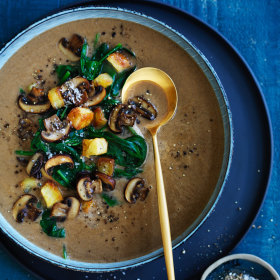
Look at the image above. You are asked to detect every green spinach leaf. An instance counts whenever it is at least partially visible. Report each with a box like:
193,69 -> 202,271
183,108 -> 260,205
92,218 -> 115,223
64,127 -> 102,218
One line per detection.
40,210 -> 65,238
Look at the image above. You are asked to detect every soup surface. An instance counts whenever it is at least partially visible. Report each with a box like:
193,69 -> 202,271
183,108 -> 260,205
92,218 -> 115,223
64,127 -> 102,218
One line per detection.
0,18 -> 224,262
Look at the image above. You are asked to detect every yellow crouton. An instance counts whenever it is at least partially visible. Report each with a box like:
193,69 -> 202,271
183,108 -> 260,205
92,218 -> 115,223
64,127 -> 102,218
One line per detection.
93,73 -> 113,88
20,177 -> 41,193
106,52 -> 131,73
92,107 -> 107,129
67,107 -> 94,130
41,181 -> 63,208
48,87 -> 65,109
82,138 -> 108,157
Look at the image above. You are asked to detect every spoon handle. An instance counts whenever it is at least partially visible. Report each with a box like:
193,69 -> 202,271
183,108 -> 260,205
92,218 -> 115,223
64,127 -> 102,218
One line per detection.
152,134 -> 175,280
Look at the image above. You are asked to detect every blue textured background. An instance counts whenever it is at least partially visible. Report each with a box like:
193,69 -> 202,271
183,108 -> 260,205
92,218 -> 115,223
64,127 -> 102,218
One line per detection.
0,0 -> 279,278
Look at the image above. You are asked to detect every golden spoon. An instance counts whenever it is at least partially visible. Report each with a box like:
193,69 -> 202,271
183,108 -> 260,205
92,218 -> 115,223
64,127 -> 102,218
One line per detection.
122,67 -> 178,280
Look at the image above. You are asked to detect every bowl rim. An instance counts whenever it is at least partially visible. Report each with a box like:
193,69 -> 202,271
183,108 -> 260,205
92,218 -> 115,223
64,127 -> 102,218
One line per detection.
201,253 -> 280,279
0,6 -> 233,272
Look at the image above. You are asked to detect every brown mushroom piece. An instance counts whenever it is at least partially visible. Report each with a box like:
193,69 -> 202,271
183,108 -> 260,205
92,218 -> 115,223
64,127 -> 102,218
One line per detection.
128,96 -> 157,120
108,104 -> 124,133
51,197 -> 80,221
124,177 -> 149,204
60,76 -> 90,106
26,152 -> 44,178
108,104 -> 137,133
12,194 -> 42,223
58,34 -> 84,62
18,96 -> 51,114
44,155 -> 74,175
117,104 -> 137,128
77,177 -> 103,201
84,85 -> 106,107
95,172 -> 116,191
27,87 -> 46,103
41,114 -> 71,142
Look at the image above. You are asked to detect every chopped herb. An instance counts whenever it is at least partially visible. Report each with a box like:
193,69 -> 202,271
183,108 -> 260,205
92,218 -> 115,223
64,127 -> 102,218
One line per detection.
63,244 -> 68,259
15,150 -> 35,156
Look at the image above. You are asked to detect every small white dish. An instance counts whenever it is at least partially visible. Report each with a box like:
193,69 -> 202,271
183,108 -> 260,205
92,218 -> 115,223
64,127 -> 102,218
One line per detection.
201,253 -> 280,280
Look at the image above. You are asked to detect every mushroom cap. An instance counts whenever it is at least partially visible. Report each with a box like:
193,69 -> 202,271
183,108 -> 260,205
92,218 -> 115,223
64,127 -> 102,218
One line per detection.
95,172 -> 116,191
12,194 -> 41,223
84,85 -> 106,107
26,152 -> 44,178
124,177 -> 149,204
108,104 -> 124,133
41,114 -> 71,142
18,96 -> 51,114
44,155 -> 74,175
128,96 -> 157,120
58,34 -> 84,62
77,177 -> 103,201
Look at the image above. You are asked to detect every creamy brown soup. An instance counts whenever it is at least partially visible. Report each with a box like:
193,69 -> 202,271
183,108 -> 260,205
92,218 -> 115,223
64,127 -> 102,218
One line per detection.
0,18 -> 224,262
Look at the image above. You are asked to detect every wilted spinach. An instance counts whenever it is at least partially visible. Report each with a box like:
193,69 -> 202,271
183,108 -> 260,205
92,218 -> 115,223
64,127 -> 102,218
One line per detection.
40,209 -> 65,238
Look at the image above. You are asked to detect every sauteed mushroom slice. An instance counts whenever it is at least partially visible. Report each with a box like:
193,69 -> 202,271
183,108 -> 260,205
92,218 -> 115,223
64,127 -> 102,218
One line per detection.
51,202 -> 69,222
117,105 -> 137,128
124,177 -> 149,204
41,114 -> 71,142
77,177 -> 103,201
26,152 -> 44,178
64,197 -> 80,219
27,87 -> 46,103
44,155 -> 74,175
60,77 -> 90,106
95,172 -> 116,192
128,96 -> 157,120
84,85 -> 106,107
18,96 -> 51,114
108,104 -> 137,133
51,197 -> 80,221
58,34 -> 84,61
12,194 -> 42,223
108,104 -> 124,133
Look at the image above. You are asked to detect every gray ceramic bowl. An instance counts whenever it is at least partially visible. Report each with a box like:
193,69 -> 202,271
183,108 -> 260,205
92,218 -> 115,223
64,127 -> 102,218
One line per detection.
201,253 -> 280,280
0,7 -> 232,272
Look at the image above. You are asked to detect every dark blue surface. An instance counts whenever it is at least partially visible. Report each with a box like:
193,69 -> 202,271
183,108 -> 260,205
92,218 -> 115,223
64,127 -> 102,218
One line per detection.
0,1 -> 278,279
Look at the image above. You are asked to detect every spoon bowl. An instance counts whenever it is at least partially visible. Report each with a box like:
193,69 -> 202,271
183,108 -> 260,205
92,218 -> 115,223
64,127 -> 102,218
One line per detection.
121,67 -> 178,135
122,67 -> 178,280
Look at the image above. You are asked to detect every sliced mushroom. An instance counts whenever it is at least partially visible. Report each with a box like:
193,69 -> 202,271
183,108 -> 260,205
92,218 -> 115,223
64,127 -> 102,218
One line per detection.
50,197 -> 80,222
108,104 -> 136,133
124,177 -> 149,204
27,87 -> 46,103
128,96 -> 157,120
117,104 -> 137,128
17,118 -> 37,141
26,152 -> 44,178
58,34 -> 84,62
108,104 -> 124,133
95,172 -> 116,192
60,76 -> 89,106
18,96 -> 51,114
41,114 -> 71,142
51,202 -> 69,222
40,167 -> 53,180
77,177 -> 103,201
64,197 -> 80,219
84,85 -> 106,107
12,194 -> 42,223
44,155 -> 74,175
